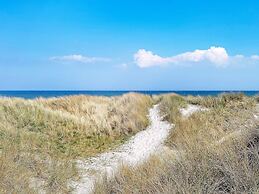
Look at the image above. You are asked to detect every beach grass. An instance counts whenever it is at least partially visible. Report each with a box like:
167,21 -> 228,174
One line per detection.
94,93 -> 259,193
0,93 -> 152,193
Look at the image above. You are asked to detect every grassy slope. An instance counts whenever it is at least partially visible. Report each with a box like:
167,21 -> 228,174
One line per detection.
95,93 -> 259,194
0,93 -> 152,193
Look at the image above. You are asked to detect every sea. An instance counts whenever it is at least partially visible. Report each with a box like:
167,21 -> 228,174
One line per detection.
0,91 -> 258,99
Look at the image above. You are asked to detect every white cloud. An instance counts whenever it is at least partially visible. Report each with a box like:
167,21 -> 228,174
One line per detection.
50,54 -> 110,63
251,55 -> 259,60
134,46 -> 229,68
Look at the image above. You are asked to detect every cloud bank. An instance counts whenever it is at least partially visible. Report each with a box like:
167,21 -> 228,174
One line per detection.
50,48 -> 259,68
134,46 -> 230,68
50,54 -> 110,63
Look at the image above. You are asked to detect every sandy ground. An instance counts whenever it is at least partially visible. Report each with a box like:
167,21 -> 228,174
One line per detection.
254,104 -> 259,120
71,104 -> 173,194
179,104 -> 208,118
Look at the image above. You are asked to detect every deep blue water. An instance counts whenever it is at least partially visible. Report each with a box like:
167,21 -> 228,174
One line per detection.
0,91 -> 258,99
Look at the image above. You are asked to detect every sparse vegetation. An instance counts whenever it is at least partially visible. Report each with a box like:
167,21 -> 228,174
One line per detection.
95,93 -> 259,194
0,93 -> 152,193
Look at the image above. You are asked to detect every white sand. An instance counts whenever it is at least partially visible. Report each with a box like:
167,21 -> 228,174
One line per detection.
72,104 -> 173,194
254,104 -> 259,119
180,104 -> 208,118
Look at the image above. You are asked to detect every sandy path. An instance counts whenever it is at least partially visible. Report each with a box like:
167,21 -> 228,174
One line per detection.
180,104 -> 208,118
72,104 -> 173,194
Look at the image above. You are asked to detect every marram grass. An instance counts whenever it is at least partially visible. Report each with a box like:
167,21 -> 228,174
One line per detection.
0,93 -> 152,193
94,94 -> 259,194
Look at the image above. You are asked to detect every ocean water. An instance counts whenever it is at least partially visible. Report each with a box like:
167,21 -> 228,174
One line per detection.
0,91 -> 258,99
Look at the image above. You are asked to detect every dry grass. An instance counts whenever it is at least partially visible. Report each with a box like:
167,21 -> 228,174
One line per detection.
95,93 -> 259,194
0,93 -> 152,193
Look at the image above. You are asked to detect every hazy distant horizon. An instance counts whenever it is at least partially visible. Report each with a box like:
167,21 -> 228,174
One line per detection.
0,90 -> 258,99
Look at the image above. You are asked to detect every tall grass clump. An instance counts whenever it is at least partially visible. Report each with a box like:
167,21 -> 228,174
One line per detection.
0,93 -> 152,193
158,93 -> 187,123
95,94 -> 259,193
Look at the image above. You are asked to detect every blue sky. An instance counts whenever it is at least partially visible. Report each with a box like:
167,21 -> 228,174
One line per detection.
0,0 -> 259,90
